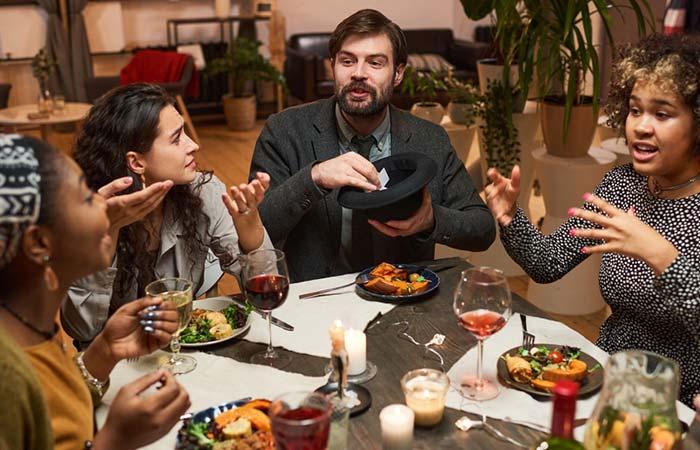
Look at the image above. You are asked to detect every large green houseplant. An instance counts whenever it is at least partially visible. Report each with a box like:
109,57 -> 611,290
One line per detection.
206,37 -> 286,130
460,0 -> 654,156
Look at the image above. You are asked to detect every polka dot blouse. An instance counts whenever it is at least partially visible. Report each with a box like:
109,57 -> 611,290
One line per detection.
500,163 -> 700,407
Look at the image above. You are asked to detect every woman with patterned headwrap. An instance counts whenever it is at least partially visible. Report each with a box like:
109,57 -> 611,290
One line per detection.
0,134 -> 191,450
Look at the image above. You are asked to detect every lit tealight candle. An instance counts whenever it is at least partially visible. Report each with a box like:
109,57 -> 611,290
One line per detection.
401,368 -> 450,427
379,404 -> 414,450
344,328 -> 366,376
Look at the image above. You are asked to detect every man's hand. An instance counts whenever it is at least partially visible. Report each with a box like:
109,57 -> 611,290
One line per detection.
368,188 -> 435,237
98,177 -> 173,233
311,153 -> 380,191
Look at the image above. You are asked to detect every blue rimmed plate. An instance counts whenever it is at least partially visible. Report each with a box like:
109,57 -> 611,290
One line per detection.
175,397 -> 253,449
355,264 -> 440,302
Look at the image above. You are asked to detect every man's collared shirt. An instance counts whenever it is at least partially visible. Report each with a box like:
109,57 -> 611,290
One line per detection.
334,103 -> 392,272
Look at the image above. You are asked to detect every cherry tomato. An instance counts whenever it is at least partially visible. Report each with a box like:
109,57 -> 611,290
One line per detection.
548,350 -> 564,364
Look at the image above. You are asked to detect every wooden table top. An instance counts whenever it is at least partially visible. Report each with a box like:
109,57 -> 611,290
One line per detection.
0,102 -> 92,125
208,258 -> 549,449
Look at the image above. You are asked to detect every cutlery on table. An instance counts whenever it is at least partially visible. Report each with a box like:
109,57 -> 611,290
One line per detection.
226,295 -> 294,332
520,314 -> 535,350
298,272 -> 372,299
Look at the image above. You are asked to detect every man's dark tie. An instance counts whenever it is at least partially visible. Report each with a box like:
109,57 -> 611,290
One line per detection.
349,135 -> 376,270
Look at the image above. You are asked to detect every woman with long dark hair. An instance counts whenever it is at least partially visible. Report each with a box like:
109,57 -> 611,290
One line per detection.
61,83 -> 272,343
0,134 -> 189,450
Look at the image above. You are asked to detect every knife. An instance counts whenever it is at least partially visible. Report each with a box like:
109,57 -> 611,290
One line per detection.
226,295 -> 295,332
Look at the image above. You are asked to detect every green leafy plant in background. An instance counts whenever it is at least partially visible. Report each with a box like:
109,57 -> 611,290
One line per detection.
459,0 -> 654,138
477,79 -> 520,175
400,66 -> 447,105
444,76 -> 479,126
206,37 -> 286,98
31,48 -> 56,90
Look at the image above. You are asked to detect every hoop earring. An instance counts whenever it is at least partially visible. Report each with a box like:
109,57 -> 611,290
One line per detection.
42,255 -> 59,292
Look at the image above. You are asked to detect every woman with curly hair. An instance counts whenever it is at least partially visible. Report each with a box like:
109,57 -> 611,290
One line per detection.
485,33 -> 700,406
61,83 -> 272,344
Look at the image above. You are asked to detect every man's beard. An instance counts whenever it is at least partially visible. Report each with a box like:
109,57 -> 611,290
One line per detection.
336,80 -> 393,117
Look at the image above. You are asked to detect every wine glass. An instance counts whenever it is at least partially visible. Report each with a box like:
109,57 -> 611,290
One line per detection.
241,248 -> 291,368
269,391 -> 331,450
145,277 -> 196,375
453,267 -> 512,401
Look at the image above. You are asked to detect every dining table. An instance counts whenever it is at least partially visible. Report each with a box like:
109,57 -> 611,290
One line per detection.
98,256 -> 698,449
202,257 -> 561,449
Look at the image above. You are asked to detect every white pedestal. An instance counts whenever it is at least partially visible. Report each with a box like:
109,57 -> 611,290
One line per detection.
601,138 -> 633,166
526,146 -> 616,315
441,116 -> 477,165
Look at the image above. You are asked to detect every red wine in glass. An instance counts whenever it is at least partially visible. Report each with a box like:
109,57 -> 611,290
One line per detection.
270,393 -> 331,450
459,310 -> 507,338
245,274 -> 289,310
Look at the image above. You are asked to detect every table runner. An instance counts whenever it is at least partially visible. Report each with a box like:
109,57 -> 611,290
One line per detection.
95,351 -> 327,450
237,272 -> 396,358
445,314 -> 696,439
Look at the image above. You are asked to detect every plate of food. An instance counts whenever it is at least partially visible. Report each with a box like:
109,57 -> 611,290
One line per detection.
180,297 -> 252,348
355,262 -> 439,301
497,344 -> 604,397
176,398 -> 273,450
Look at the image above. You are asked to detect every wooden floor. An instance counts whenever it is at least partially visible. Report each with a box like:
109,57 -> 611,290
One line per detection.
28,118 -> 608,344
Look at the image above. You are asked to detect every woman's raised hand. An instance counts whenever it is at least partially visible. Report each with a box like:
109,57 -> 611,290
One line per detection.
93,370 -> 190,450
485,165 -> 521,226
81,296 -> 178,381
568,193 -> 679,275
222,172 -> 270,219
98,177 -> 173,233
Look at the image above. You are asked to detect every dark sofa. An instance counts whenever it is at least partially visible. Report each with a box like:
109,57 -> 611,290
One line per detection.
284,28 -> 493,108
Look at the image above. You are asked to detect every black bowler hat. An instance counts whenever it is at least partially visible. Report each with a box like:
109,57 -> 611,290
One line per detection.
338,152 -> 438,222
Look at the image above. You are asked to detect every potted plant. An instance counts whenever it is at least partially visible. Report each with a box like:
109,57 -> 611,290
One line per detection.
31,48 -> 57,113
206,37 -> 286,130
444,77 -> 479,126
461,0 -> 654,157
476,79 -> 520,176
400,66 -> 447,125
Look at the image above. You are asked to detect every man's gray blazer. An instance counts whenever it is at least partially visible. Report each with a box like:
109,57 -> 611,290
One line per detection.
250,97 -> 495,282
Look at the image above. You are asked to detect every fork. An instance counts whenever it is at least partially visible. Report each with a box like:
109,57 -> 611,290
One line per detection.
520,314 -> 535,350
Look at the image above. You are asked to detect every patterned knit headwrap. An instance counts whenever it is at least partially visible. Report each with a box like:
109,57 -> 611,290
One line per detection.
0,134 -> 42,271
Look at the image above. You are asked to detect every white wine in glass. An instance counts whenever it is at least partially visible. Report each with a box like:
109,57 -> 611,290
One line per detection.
145,277 -> 196,375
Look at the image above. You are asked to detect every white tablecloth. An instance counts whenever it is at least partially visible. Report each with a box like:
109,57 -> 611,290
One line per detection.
445,314 -> 696,440
241,272 -> 396,358
95,351 -> 327,450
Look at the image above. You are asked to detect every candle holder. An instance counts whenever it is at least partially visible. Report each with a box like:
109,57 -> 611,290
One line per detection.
324,360 -> 377,384
315,381 -> 372,417
400,368 -> 450,427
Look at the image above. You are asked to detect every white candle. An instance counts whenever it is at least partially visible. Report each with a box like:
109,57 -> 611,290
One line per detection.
380,404 -> 414,450
344,328 -> 366,375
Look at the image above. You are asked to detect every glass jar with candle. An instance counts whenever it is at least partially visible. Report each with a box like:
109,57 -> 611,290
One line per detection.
401,368 -> 450,427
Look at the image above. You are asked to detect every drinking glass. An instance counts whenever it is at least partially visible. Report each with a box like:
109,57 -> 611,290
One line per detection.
53,95 -> 65,114
270,391 -> 331,450
241,248 -> 291,368
453,267 -> 512,400
145,277 -> 196,375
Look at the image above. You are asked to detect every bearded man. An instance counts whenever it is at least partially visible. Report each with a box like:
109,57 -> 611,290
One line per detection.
249,9 -> 495,282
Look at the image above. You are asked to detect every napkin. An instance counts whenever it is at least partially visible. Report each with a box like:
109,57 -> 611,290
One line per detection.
445,314 -> 696,440
95,351 -> 327,450
242,272 -> 396,358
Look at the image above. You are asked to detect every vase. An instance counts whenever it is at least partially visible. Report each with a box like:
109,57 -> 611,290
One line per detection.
410,102 -> 444,125
214,0 -> 230,19
37,80 -> 53,114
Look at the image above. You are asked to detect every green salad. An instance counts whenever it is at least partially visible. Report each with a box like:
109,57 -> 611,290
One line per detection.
180,303 -> 252,344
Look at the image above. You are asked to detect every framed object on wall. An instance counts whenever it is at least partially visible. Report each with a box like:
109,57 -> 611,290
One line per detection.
254,0 -> 275,17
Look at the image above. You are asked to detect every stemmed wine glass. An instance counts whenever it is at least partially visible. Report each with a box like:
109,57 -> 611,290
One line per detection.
145,277 -> 196,375
453,267 -> 512,401
241,248 -> 291,368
